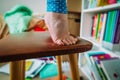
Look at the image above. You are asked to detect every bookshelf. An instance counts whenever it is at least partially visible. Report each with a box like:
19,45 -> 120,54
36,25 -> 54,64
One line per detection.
79,0 -> 120,80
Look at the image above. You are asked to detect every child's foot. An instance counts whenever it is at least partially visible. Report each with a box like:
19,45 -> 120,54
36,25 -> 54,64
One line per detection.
45,12 -> 78,45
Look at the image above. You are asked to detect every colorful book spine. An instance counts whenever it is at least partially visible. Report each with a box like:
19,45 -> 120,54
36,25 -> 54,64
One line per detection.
103,0 -> 108,5
107,10 -> 117,42
97,13 -> 107,43
108,0 -> 117,4
104,11 -> 113,42
94,58 -> 107,80
97,13 -> 104,42
112,10 -> 120,43
90,54 -> 112,80
97,0 -> 103,6
85,51 -> 105,65
91,16 -> 95,36
99,13 -> 107,43
92,14 -> 98,38
102,10 -> 120,51
103,11 -> 111,41
97,0 -> 108,6
95,13 -> 100,40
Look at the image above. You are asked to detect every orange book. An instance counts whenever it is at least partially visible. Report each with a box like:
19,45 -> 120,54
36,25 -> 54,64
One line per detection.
92,14 -> 98,38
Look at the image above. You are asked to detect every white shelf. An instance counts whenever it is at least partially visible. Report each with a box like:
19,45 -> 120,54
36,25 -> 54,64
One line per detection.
83,3 -> 120,13
81,37 -> 120,56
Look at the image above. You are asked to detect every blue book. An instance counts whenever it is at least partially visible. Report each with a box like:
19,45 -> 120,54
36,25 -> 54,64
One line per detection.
39,63 -> 58,78
112,10 -> 120,43
109,10 -> 118,42
103,12 -> 111,41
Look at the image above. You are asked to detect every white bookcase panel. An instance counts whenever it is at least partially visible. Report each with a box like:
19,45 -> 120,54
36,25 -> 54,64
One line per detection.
80,1 -> 120,79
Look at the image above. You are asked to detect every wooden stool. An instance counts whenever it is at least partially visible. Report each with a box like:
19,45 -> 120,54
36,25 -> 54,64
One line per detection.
0,32 -> 92,80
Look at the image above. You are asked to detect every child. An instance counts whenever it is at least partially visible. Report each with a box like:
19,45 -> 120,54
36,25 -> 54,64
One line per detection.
45,0 -> 78,45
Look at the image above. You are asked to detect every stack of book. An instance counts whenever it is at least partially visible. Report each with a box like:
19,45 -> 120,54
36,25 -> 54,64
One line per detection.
0,59 -> 46,78
86,0 -> 119,9
79,51 -> 120,80
91,10 -> 120,51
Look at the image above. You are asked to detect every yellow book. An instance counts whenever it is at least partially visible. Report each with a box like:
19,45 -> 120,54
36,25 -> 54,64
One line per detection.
25,60 -> 33,71
97,0 -> 108,7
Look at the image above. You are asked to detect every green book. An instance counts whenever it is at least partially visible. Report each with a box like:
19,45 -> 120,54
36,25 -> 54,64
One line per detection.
93,57 -> 107,80
39,63 -> 58,78
25,78 -> 31,80
110,10 -> 118,42
107,11 -> 116,42
117,0 -> 120,3
104,11 -> 112,41
95,13 -> 100,40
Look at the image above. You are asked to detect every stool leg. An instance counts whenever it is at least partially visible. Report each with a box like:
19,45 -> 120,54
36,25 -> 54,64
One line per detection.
10,60 -> 25,80
68,54 -> 80,80
56,56 -> 62,80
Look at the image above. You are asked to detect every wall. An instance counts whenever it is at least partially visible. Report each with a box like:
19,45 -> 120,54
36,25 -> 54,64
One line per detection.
0,0 -> 46,15
0,0 -> 82,14
67,0 -> 81,13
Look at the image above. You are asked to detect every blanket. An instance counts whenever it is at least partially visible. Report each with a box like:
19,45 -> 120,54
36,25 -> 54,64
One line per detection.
4,5 -> 32,34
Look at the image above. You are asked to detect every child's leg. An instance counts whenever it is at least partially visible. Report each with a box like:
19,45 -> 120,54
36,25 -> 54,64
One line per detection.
45,0 -> 78,45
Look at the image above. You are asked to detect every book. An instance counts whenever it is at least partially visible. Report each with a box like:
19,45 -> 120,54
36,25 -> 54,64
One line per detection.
25,59 -> 46,78
107,10 -> 117,42
90,56 -> 107,80
97,0 -> 103,6
95,13 -> 100,40
97,0 -> 108,6
102,10 -> 120,51
97,13 -> 104,42
91,53 -> 114,80
105,11 -> 114,42
25,60 -> 33,71
99,13 -> 107,43
90,54 -> 112,80
85,51 -> 105,65
91,16 -> 95,36
91,53 -> 111,64
92,14 -> 98,38
0,59 -> 46,78
111,10 -> 119,43
90,61 -> 102,80
39,63 -> 58,78
108,0 -> 117,4
112,10 -> 120,44
103,11 -> 111,41
81,51 -> 106,80
84,51 -> 107,80
97,13 -> 107,43
101,59 -> 120,80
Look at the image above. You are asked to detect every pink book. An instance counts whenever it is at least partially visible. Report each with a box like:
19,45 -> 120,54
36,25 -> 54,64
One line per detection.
92,54 -> 111,64
108,0 -> 117,4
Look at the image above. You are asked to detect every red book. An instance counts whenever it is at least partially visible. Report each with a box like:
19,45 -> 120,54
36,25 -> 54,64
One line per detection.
91,54 -> 111,64
92,14 -> 98,38
108,0 -> 117,4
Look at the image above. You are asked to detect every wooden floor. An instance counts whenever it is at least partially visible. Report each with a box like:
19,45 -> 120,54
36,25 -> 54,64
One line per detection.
0,63 -> 88,80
